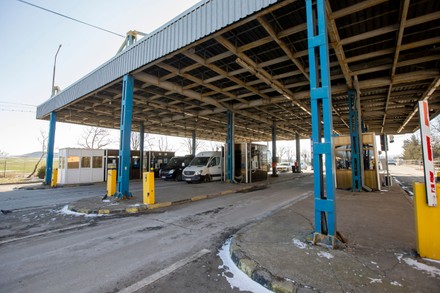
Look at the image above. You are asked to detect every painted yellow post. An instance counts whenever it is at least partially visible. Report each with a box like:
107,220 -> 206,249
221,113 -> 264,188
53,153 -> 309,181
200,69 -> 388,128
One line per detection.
413,182 -> 440,260
51,168 -> 58,187
143,172 -> 155,204
107,170 -> 117,196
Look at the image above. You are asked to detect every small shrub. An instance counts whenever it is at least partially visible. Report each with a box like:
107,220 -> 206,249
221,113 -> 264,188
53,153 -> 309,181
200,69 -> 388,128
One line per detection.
37,166 -> 46,179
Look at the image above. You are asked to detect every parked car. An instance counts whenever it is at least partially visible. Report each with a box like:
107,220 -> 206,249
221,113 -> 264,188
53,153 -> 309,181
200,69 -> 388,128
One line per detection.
183,151 -> 223,183
388,159 -> 397,166
159,155 -> 194,181
276,162 -> 292,172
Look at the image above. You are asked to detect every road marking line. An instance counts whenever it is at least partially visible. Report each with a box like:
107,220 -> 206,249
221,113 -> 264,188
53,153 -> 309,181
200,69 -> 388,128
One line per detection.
0,223 -> 90,245
120,248 -> 211,293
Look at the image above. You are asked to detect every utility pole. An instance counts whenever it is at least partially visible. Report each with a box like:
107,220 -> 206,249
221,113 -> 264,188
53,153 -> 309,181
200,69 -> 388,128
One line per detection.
51,44 -> 62,97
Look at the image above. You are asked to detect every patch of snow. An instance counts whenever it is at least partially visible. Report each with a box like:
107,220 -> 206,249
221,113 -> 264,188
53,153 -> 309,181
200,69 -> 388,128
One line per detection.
371,261 -> 377,265
390,281 -> 402,287
368,278 -> 382,284
102,199 -> 111,203
423,258 -> 440,265
58,205 -> 106,218
218,239 -> 273,293
292,238 -> 308,249
395,253 -> 404,263
317,251 -> 334,259
403,257 -> 440,278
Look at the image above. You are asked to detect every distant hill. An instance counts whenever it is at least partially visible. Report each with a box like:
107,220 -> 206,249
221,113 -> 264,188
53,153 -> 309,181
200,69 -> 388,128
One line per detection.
16,152 -> 59,158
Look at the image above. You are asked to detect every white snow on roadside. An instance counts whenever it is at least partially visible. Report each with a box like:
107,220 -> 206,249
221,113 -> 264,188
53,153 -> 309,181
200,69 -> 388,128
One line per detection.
423,258 -> 440,265
317,251 -> 334,259
402,257 -> 440,278
368,278 -> 382,284
390,281 -> 402,287
292,238 -> 308,249
218,239 -> 274,293
395,253 -> 404,263
58,205 -> 106,218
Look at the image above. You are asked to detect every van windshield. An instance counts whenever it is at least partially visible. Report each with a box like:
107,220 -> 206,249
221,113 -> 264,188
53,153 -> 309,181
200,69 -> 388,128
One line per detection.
166,157 -> 182,168
189,156 -> 210,166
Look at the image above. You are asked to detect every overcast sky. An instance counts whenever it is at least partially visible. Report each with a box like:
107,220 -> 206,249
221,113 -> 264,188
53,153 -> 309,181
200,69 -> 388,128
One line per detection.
0,0 -> 411,157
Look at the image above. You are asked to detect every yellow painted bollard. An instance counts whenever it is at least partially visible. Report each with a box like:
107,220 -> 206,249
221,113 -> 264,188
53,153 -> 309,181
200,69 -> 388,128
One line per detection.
107,169 -> 117,196
51,168 -> 58,187
143,172 -> 155,204
413,182 -> 440,260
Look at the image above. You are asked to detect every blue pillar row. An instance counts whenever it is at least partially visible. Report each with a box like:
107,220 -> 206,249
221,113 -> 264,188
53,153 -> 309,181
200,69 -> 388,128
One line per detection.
226,111 -> 234,182
116,74 -> 134,198
139,123 -> 144,179
44,112 -> 57,185
348,90 -> 362,191
306,0 -> 337,238
271,122 -> 278,176
192,130 -> 196,156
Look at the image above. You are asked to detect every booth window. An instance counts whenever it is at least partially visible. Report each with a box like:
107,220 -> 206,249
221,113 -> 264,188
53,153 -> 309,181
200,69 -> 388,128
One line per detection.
92,156 -> 103,168
59,157 -> 65,169
67,156 -> 80,169
81,156 -> 91,168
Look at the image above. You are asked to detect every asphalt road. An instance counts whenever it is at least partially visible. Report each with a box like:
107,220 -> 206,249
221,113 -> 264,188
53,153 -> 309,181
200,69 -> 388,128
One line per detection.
0,175 -> 314,293
387,164 -> 425,196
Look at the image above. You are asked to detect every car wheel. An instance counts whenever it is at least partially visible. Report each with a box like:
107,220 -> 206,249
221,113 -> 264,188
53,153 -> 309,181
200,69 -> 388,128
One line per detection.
176,174 -> 182,181
204,174 -> 211,183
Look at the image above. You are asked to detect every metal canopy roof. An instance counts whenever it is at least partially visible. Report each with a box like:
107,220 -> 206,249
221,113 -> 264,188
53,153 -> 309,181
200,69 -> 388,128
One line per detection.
36,0 -> 440,142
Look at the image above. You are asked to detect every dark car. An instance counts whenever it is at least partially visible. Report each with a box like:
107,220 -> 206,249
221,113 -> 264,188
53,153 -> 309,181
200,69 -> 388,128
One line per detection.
159,155 -> 194,181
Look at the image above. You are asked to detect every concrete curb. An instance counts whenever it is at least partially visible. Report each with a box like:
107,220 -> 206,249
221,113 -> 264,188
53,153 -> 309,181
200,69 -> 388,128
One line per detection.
67,183 -> 267,216
229,238 -> 301,293
66,173 -> 311,216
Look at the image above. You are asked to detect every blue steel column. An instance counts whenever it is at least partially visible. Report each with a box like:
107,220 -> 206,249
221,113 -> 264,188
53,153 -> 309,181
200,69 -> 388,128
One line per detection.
271,122 -> 278,177
116,75 -> 134,198
296,133 -> 301,173
348,90 -> 361,191
306,0 -> 337,239
139,123 -> 144,179
226,111 -> 234,182
44,112 -> 57,185
192,130 -> 196,156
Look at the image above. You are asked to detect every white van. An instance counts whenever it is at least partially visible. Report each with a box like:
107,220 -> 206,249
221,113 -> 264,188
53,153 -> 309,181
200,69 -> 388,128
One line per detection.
182,151 -> 222,183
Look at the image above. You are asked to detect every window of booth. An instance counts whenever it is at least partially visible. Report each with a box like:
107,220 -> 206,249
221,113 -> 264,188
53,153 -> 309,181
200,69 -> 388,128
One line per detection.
59,157 -> 65,169
81,156 -> 91,168
92,156 -> 103,168
67,156 -> 80,169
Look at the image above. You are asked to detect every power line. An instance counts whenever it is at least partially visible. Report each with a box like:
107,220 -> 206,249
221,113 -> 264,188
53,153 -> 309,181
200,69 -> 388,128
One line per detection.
0,101 -> 36,107
16,0 -> 125,38
0,108 -> 35,113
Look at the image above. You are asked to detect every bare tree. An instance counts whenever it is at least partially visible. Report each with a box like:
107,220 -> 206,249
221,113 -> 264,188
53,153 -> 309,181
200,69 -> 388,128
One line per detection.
157,136 -> 175,152
77,127 -> 114,149
27,130 -> 47,178
180,138 -> 206,154
207,141 -> 222,151
131,132 -> 140,150
277,146 -> 289,162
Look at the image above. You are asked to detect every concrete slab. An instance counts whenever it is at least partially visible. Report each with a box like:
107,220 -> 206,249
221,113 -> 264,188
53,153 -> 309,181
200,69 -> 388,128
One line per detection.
230,181 -> 440,292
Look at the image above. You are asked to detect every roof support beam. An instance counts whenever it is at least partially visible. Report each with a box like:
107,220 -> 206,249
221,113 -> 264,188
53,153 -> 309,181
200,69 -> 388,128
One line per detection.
182,50 -> 273,104
382,0 -> 410,134
325,1 -> 353,88
215,35 -> 312,115
340,11 -> 440,46
397,77 -> 440,133
257,16 -> 309,80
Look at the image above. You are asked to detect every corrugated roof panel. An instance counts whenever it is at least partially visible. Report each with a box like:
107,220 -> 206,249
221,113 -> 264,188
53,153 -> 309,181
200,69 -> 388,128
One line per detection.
36,0 -> 279,119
